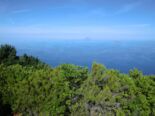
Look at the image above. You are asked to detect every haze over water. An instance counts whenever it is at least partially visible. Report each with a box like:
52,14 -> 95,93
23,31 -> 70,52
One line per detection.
1,38 -> 155,74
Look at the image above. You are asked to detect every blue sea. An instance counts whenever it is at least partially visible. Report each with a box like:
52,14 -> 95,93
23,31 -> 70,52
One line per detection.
0,38 -> 155,74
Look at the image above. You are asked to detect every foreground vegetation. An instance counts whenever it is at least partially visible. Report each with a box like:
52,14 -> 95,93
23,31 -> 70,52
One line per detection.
0,44 -> 155,116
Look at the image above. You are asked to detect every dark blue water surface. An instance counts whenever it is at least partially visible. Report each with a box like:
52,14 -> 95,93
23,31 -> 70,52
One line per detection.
0,38 -> 155,74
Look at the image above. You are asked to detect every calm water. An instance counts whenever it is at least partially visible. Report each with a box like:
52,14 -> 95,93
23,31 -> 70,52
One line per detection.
1,38 -> 155,74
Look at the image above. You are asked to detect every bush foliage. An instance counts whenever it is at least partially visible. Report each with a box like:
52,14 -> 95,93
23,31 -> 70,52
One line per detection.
0,44 -> 155,116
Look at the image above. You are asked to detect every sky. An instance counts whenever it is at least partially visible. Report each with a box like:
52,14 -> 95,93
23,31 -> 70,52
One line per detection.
0,0 -> 155,40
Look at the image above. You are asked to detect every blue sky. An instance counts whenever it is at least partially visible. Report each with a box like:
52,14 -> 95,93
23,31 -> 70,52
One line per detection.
0,0 -> 155,39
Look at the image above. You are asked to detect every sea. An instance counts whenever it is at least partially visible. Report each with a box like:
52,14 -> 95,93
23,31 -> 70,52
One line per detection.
0,38 -> 155,75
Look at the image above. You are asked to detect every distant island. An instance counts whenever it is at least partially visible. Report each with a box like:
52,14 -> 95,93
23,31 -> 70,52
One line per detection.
0,44 -> 155,116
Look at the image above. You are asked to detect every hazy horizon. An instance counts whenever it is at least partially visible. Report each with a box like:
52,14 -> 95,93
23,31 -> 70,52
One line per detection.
0,0 -> 155,40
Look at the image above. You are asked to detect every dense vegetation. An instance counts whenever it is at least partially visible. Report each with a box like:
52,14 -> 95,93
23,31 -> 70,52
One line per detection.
0,44 -> 155,116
